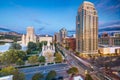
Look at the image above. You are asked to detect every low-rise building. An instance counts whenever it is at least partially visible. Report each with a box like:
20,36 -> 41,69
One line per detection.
39,35 -> 53,43
98,47 -> 120,54
99,33 -> 120,46
65,37 -> 76,51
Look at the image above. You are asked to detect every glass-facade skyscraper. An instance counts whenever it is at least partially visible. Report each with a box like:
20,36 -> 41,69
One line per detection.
76,1 -> 98,54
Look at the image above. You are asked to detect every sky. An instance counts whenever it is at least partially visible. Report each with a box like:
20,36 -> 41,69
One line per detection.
0,0 -> 120,35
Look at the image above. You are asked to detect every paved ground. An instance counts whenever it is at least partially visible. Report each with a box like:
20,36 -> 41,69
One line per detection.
58,45 -> 113,80
19,63 -> 70,80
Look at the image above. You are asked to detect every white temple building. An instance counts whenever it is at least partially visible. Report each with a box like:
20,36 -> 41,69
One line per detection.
22,27 -> 36,45
40,40 -> 55,63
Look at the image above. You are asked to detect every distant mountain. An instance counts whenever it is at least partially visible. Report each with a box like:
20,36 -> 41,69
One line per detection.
0,27 -> 22,36
0,27 -> 13,32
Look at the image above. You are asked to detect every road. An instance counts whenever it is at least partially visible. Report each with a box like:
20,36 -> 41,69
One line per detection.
19,63 -> 70,80
58,45 -> 112,80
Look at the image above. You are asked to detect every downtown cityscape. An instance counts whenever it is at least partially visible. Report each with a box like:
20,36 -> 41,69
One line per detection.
0,0 -> 120,80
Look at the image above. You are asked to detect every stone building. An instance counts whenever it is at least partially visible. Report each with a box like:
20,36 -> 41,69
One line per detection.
39,35 -> 53,43
40,40 -> 55,63
22,27 -> 36,45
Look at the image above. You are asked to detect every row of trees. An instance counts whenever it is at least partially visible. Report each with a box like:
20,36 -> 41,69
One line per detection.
27,41 -> 47,54
0,35 -> 20,42
0,49 -> 26,65
28,52 -> 63,64
32,70 -> 56,80
0,66 -> 25,80
28,55 -> 45,64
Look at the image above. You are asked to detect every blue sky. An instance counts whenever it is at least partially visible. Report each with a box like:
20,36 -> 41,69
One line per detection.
0,0 -> 120,35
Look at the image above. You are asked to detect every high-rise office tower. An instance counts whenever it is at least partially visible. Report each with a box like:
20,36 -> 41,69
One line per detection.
76,1 -> 98,54
59,28 -> 67,44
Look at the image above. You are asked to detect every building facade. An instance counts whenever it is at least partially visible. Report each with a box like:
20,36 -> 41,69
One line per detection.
65,37 -> 76,51
54,32 -> 60,43
76,1 -> 98,54
40,40 -> 55,63
22,27 -> 36,45
99,33 -> 120,46
39,35 -> 53,43
99,47 -> 120,54
59,28 -> 67,44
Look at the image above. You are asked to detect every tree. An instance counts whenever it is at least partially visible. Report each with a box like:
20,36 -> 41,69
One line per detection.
32,73 -> 44,80
38,56 -> 46,63
0,66 -> 25,80
28,55 -> 38,64
46,70 -> 56,80
65,46 -> 70,50
75,52 -> 79,56
9,43 -> 21,50
54,53 -> 63,63
16,58 -> 25,65
0,66 -> 16,76
41,41 -> 47,46
67,67 -> 79,75
37,42 -> 42,51
27,42 -> 37,51
0,50 -> 26,65
85,74 -> 93,80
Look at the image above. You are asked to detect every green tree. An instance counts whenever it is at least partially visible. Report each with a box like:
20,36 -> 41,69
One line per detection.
65,46 -> 70,50
27,42 -> 37,51
28,55 -> 38,64
85,74 -> 93,80
54,53 -> 63,63
32,73 -> 44,80
67,67 -> 79,75
0,66 -> 25,80
16,58 -> 25,65
41,41 -> 47,46
1,50 -> 26,65
38,56 -> 46,63
46,70 -> 56,80
37,42 -> 42,51
9,43 -> 21,50
75,52 -> 79,56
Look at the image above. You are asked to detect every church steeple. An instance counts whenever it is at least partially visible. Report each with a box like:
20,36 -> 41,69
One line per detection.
47,40 -> 50,47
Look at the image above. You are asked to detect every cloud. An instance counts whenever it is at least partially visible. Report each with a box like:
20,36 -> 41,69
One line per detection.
99,20 -> 120,28
38,27 -> 45,31
96,0 -> 109,8
99,20 -> 120,33
106,4 -> 120,10
96,0 -> 120,12
0,26 -> 13,32
33,19 -> 51,25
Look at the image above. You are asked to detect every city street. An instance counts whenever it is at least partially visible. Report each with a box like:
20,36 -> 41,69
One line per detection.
58,45 -> 112,80
19,63 -> 70,80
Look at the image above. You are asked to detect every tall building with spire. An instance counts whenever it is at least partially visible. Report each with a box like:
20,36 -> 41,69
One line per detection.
76,1 -> 98,54
22,27 -> 36,45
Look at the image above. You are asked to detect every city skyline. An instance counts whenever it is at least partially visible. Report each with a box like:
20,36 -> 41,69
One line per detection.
0,0 -> 120,35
